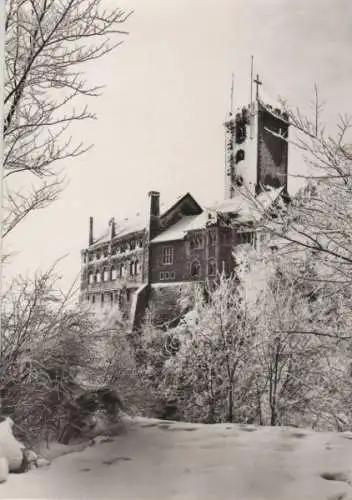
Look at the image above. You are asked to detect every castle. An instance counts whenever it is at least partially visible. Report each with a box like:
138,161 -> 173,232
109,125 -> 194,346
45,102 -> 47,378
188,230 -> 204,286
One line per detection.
79,75 -> 290,327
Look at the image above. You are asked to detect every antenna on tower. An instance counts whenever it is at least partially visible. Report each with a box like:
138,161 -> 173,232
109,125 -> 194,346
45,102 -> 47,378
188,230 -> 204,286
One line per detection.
250,55 -> 254,108
230,72 -> 234,116
250,56 -> 255,139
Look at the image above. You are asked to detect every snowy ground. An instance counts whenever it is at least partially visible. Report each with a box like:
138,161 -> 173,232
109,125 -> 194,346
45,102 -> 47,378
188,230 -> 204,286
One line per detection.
2,417 -> 352,499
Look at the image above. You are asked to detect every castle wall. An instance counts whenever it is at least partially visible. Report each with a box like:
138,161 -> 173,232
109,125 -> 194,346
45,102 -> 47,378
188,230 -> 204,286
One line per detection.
149,228 -> 221,284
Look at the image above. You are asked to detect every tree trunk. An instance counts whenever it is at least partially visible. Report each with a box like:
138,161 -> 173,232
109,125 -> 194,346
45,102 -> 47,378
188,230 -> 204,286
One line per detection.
227,385 -> 234,423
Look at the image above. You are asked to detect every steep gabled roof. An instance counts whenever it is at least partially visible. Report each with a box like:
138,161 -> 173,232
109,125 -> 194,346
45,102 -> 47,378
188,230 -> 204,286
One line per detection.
159,192 -> 203,223
151,211 -> 217,243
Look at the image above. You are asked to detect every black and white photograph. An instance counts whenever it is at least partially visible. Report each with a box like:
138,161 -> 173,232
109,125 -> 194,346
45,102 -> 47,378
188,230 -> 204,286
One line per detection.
0,0 -> 352,498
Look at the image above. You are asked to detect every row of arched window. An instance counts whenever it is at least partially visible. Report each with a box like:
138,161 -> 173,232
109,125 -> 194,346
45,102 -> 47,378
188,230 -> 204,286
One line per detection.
88,260 -> 140,284
190,259 -> 216,278
84,239 -> 144,263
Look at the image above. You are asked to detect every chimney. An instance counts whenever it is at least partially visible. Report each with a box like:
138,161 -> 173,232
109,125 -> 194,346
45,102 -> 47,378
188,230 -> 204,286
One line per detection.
148,191 -> 160,240
148,191 -> 160,217
89,216 -> 94,246
109,217 -> 116,239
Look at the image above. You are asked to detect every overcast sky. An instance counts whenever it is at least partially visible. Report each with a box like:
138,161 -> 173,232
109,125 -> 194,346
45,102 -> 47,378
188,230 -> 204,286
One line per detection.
4,0 -> 352,290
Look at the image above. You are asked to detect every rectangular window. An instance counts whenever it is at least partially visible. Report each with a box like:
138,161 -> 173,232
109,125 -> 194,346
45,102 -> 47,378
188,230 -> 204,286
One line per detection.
160,271 -> 175,281
162,246 -> 174,265
208,231 -> 216,246
238,232 -> 253,245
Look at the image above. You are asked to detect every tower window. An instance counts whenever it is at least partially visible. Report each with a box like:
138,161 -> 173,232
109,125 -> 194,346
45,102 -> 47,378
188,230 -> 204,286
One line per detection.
235,149 -> 245,164
235,112 -> 247,144
162,246 -> 174,265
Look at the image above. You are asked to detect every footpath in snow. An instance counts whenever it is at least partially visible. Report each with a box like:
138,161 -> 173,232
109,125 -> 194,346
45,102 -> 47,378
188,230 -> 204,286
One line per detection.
2,416 -> 352,499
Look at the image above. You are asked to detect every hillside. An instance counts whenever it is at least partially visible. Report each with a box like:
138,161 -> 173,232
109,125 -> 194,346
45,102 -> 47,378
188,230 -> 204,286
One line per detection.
2,417 -> 352,499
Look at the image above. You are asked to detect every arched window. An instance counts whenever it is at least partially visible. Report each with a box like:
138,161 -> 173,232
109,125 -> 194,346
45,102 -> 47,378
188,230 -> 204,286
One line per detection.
134,260 -> 139,275
119,263 -> 125,278
103,268 -> 109,282
191,260 -> 201,279
208,259 -> 216,276
88,272 -> 94,284
95,271 -> 101,283
235,149 -> 245,164
111,266 -> 117,280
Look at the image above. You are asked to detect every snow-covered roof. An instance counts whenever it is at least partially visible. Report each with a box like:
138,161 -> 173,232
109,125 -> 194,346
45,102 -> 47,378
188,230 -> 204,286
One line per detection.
150,211 -> 216,244
89,187 -> 283,249
207,187 -> 283,223
91,215 -> 146,248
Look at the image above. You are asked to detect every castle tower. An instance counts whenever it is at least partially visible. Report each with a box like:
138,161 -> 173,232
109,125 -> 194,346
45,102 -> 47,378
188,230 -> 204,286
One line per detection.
224,70 -> 289,199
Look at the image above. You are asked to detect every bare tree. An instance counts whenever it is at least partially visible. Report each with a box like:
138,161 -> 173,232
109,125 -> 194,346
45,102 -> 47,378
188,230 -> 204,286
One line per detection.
231,89 -> 352,340
3,0 -> 131,237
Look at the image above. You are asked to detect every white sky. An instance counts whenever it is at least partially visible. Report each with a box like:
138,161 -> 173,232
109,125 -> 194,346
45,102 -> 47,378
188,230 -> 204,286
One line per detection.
4,0 -> 352,291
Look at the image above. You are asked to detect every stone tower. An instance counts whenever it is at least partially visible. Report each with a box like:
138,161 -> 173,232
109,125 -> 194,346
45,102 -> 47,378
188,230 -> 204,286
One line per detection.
224,74 -> 289,199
